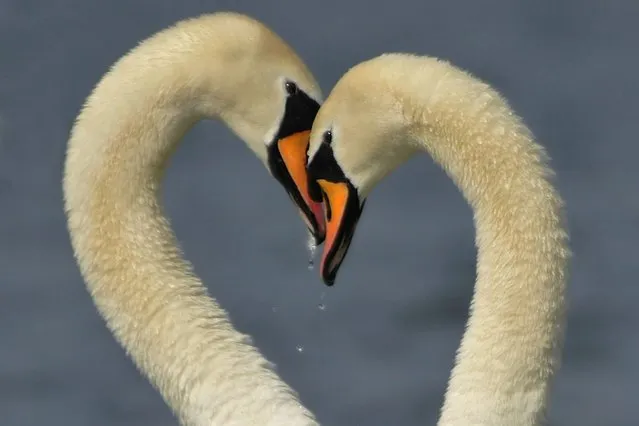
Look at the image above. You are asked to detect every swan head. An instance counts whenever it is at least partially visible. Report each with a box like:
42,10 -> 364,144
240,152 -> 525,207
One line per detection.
302,55 -> 419,284
190,13 -> 327,242
262,78 -> 327,245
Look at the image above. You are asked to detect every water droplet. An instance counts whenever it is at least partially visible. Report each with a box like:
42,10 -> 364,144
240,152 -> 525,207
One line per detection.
296,345 -> 304,353
306,232 -> 317,270
317,291 -> 327,311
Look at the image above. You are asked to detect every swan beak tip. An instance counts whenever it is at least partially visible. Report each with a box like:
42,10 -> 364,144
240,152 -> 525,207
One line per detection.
322,277 -> 335,287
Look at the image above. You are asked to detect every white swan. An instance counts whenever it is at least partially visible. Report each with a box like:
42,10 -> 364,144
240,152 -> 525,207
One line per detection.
63,13 -> 325,426
286,54 -> 570,425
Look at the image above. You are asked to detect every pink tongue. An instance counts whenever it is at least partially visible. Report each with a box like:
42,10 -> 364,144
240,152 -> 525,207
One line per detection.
310,201 -> 326,235
295,200 -> 325,239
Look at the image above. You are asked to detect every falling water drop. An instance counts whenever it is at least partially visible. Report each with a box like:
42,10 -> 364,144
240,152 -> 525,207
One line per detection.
306,231 -> 317,270
296,345 -> 304,353
317,291 -> 327,311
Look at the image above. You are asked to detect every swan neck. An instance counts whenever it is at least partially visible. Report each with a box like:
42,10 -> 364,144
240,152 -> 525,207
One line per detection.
63,29 -> 317,425
407,73 -> 569,425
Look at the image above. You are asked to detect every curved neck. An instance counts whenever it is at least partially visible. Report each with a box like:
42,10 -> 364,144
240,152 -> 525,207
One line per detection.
406,72 -> 569,425
63,36 -> 316,426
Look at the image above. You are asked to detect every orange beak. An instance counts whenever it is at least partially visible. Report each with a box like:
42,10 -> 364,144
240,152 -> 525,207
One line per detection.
315,178 -> 363,285
276,131 -> 326,242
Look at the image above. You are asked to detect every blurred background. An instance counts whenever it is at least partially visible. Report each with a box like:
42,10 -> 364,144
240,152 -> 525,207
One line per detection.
1,1 -> 637,425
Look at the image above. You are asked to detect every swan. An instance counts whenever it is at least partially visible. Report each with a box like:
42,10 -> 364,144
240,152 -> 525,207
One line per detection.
63,12 -> 325,426
287,54 -> 570,425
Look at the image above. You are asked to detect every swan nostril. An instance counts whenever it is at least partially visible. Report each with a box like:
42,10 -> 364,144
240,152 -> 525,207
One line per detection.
321,189 -> 332,221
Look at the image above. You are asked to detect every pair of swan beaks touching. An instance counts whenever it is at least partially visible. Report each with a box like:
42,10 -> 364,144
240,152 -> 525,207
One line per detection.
63,12 -> 570,426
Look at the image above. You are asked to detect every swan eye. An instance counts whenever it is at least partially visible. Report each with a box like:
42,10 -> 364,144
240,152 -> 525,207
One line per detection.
323,130 -> 333,145
285,81 -> 299,96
